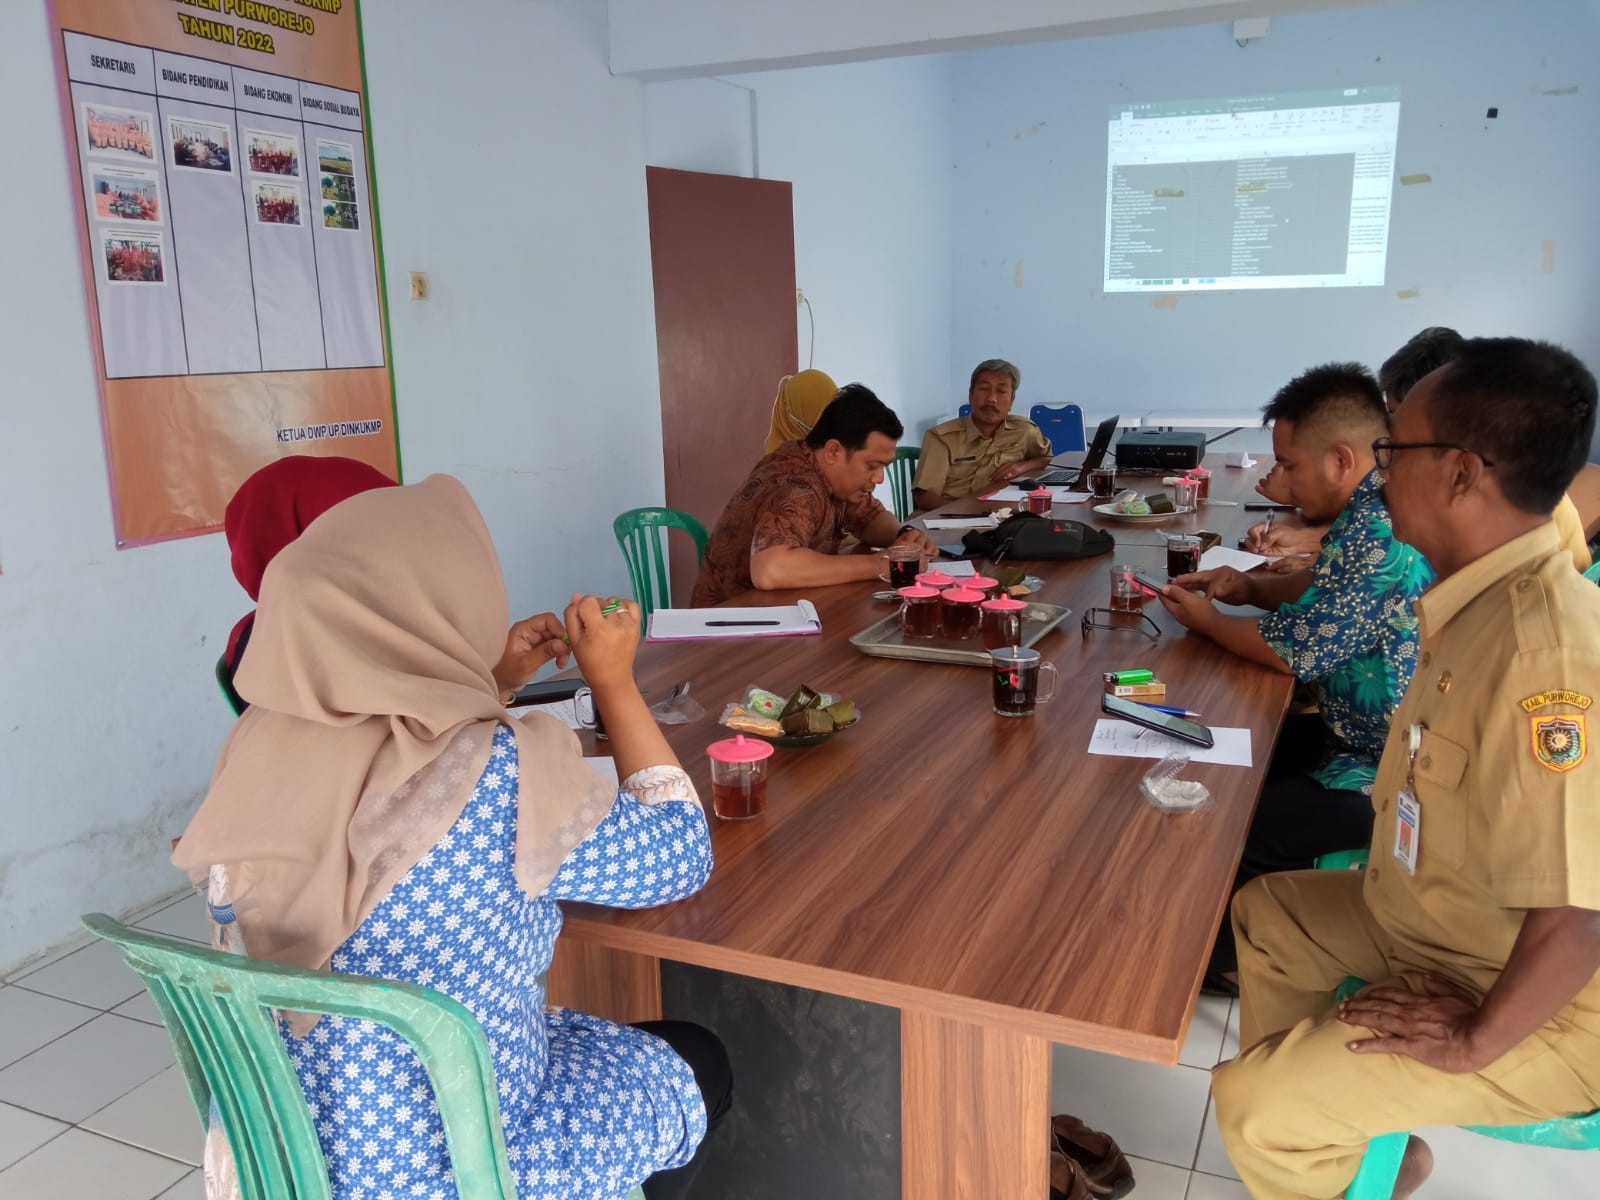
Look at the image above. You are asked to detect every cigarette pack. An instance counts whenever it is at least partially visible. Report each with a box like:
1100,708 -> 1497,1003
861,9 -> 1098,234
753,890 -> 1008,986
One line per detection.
1106,681 -> 1167,699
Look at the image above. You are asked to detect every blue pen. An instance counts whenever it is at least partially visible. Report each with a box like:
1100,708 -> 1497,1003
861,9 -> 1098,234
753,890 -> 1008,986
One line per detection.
1139,702 -> 1203,719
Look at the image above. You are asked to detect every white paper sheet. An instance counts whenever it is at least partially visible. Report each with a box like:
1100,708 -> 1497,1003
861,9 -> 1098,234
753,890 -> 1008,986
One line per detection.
939,560 -> 977,577
924,515 -> 998,530
648,600 -> 821,641
1087,719 -> 1254,767
979,486 -> 1093,504
510,699 -> 584,729
1198,546 -> 1277,573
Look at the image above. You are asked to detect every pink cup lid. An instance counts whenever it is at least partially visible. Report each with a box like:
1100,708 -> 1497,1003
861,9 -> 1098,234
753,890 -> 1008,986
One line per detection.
1028,485 -> 1052,495
915,571 -> 955,588
1187,467 -> 1211,477
942,588 -> 984,603
707,733 -> 775,763
967,575 -> 999,590
981,595 -> 1027,611
897,585 -> 940,599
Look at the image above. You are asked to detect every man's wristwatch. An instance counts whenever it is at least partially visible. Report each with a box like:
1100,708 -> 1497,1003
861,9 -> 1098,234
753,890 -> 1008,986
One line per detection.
896,523 -> 917,540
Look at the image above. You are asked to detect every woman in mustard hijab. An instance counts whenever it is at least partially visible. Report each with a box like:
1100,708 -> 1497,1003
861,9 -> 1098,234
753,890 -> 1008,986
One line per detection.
764,368 -> 838,453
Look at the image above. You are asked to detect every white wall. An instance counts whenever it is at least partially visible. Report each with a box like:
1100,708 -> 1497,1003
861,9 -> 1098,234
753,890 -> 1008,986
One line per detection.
645,55 -> 958,440
948,0 -> 1600,426
0,0 -> 663,971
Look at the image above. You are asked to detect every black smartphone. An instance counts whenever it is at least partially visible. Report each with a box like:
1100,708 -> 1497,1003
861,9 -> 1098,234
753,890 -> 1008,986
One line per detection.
1130,572 -> 1167,595
510,677 -> 586,706
1101,693 -> 1215,748
937,543 -> 972,559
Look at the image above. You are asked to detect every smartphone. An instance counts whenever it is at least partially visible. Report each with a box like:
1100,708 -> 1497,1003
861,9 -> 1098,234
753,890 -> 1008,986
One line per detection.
1130,572 -> 1167,595
510,677 -> 586,707
1101,693 -> 1215,748
937,543 -> 972,559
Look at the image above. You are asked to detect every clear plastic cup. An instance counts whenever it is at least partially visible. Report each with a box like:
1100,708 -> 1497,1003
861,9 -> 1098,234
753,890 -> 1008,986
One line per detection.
707,734 -> 774,820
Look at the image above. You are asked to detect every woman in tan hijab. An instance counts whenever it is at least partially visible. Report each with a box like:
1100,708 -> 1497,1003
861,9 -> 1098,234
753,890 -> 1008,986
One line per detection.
764,368 -> 838,453
175,475 -> 728,1200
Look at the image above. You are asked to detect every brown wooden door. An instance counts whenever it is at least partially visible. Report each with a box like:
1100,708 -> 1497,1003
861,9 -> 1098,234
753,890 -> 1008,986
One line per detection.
646,167 -> 797,604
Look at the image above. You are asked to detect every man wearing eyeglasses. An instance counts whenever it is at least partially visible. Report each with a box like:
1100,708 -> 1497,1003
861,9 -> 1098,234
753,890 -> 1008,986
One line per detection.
1211,338 -> 1600,1200
1157,363 -> 1434,990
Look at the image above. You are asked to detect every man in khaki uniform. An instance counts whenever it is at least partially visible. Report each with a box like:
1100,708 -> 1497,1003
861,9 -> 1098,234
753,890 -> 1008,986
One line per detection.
911,359 -> 1053,510
1212,337 -> 1600,1199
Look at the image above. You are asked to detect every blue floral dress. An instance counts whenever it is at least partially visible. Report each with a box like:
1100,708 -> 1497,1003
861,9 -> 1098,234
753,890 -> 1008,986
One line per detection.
279,725 -> 713,1200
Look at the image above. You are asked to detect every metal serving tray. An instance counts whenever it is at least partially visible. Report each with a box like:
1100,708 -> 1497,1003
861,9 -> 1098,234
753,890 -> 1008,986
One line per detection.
849,601 -> 1072,667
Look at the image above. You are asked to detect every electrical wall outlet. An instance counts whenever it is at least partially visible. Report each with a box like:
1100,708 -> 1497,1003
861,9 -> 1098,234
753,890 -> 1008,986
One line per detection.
410,271 -> 428,300
795,287 -> 804,308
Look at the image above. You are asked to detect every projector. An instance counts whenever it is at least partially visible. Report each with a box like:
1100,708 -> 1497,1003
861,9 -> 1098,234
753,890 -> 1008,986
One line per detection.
1114,429 -> 1208,471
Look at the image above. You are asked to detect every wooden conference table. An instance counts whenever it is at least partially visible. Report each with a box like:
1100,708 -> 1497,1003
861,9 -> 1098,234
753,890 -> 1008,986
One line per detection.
548,468 -> 1294,1198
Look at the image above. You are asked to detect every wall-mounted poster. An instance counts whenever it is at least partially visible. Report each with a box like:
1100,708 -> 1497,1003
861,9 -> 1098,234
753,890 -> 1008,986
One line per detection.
50,0 -> 398,545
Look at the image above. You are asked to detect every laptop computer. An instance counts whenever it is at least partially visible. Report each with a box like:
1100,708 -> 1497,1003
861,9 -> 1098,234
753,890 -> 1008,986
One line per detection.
1037,414 -> 1120,487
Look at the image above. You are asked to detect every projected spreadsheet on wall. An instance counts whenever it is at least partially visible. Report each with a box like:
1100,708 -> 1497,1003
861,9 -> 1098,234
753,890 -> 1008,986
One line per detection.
1104,87 -> 1400,293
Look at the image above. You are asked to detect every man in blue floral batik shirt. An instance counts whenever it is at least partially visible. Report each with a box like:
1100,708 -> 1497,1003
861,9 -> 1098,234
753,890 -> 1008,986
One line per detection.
1156,363 -> 1434,988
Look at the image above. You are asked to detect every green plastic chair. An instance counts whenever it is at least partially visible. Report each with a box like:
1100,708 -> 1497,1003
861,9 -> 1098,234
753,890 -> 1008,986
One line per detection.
1313,847 -> 1368,871
215,654 -> 245,718
1334,975 -> 1600,1198
613,507 -> 709,628
888,446 -> 920,521
82,913 -> 648,1200
1583,560 -> 1600,584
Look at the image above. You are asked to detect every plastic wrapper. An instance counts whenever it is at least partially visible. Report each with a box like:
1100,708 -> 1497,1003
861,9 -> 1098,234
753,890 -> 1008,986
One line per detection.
1140,753 -> 1213,813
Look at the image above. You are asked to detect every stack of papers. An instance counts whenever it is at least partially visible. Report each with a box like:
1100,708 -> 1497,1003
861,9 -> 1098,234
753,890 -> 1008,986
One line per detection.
648,600 -> 822,642
980,486 -> 1093,504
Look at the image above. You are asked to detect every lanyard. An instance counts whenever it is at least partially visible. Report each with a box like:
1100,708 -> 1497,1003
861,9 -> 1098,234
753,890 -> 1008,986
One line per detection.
1404,721 -> 1426,788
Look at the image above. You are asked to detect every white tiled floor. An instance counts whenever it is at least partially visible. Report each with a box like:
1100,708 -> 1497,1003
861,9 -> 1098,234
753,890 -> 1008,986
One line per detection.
1,890 -> 1595,1197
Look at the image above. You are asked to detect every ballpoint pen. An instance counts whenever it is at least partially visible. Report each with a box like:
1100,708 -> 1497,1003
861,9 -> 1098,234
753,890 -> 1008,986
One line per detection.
1137,702 -> 1203,719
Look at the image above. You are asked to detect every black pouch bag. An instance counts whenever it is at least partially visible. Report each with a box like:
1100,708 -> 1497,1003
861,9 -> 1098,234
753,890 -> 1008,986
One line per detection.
961,513 -> 1115,562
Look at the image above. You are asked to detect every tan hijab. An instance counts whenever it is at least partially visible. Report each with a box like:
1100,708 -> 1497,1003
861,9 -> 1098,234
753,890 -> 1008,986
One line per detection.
764,369 -> 838,453
174,475 -> 614,974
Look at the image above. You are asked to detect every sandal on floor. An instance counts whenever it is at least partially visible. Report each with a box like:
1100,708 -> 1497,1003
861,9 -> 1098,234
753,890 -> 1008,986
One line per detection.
1050,1148 -> 1106,1200
1051,1113 -> 1135,1198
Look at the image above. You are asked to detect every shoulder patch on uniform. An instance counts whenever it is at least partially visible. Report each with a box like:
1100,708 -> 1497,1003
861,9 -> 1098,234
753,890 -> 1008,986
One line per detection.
1530,714 -> 1586,772
1520,690 -> 1593,713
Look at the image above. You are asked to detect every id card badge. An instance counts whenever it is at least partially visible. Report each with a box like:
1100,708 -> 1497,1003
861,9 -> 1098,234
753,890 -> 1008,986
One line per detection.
1393,788 -> 1421,875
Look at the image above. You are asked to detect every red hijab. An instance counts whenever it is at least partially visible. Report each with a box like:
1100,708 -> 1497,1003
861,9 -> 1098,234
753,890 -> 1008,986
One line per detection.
223,455 -> 397,670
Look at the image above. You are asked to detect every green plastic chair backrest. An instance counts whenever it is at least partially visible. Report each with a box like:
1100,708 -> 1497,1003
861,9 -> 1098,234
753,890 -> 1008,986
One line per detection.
888,447 -> 920,522
612,507 -> 710,626
1335,974 -> 1600,1199
1584,560 -> 1600,584
1313,847 -> 1368,872
215,654 -> 246,718
82,913 -> 520,1200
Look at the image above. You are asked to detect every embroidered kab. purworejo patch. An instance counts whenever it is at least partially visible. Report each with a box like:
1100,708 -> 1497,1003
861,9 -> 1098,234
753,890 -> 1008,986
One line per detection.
1530,714 -> 1586,772
1520,690 -> 1593,713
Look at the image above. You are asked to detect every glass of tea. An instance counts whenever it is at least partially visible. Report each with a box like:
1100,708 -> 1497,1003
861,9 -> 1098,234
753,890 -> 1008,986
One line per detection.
940,587 -> 984,640
980,595 -> 1028,648
915,569 -> 955,590
965,573 -> 1000,599
1025,486 -> 1054,515
707,734 -> 774,821
1167,534 -> 1202,578
1089,467 -> 1117,501
884,544 -> 922,589
1108,564 -> 1149,612
897,585 -> 942,639
991,646 -> 1059,718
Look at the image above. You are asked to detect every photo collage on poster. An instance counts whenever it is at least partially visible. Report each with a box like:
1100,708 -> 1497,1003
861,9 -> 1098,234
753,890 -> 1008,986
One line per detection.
83,102 -> 166,284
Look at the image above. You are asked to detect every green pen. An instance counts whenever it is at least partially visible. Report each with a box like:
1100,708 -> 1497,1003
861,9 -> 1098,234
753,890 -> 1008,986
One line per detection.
1103,669 -> 1155,685
562,598 -> 625,643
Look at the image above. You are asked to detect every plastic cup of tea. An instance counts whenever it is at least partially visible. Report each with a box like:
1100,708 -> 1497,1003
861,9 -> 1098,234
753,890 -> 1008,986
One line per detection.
980,595 -> 1028,649
1109,563 -> 1148,612
1167,534 -> 1203,579
707,734 -> 774,821
884,544 -> 922,589
915,570 -> 955,590
991,646 -> 1058,718
897,585 -> 942,639
940,587 -> 985,640
1172,478 -> 1201,513
1025,486 -> 1053,515
1186,468 -> 1211,501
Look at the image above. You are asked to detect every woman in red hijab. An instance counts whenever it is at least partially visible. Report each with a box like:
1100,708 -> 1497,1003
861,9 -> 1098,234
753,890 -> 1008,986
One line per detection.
222,456 -> 568,713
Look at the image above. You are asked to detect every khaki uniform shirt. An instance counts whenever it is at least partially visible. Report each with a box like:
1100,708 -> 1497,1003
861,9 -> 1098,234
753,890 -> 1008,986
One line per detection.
913,415 -> 1052,499
1553,492 -> 1593,571
1365,523 -> 1600,1045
